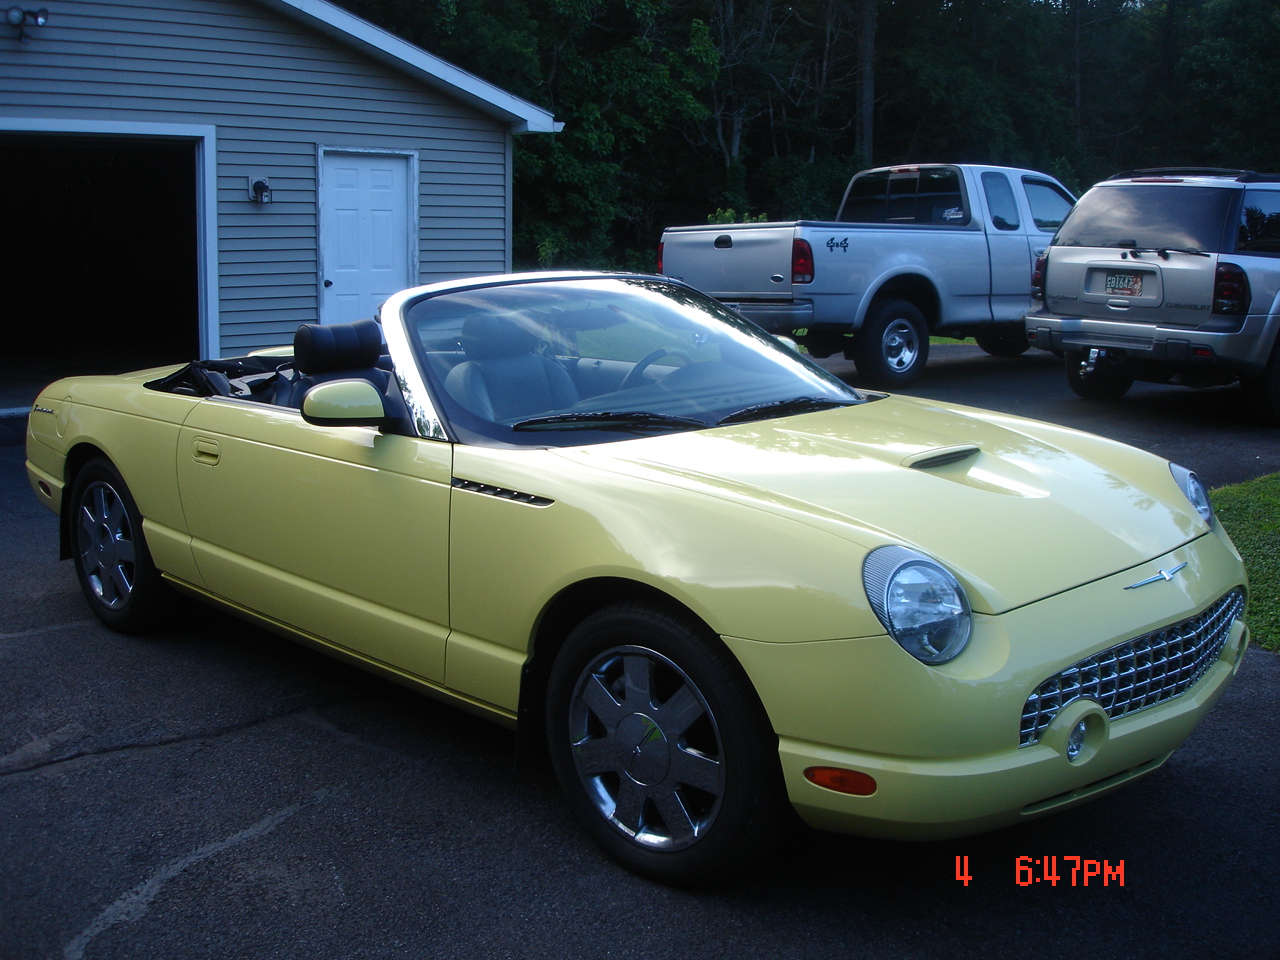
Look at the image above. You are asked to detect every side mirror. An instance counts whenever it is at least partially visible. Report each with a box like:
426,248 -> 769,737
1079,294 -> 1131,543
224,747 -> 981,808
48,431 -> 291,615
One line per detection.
774,335 -> 802,353
301,379 -> 389,428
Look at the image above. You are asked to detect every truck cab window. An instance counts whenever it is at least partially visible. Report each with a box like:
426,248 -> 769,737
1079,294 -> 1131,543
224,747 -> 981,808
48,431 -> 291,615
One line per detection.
982,172 -> 1020,230
1023,179 -> 1074,231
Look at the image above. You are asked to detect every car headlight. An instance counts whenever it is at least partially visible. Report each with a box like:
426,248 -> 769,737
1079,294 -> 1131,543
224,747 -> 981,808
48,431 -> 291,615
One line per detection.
1170,463 -> 1214,526
863,546 -> 971,665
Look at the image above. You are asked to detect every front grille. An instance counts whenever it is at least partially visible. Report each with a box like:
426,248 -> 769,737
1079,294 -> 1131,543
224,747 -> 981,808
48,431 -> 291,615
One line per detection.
1020,589 -> 1244,747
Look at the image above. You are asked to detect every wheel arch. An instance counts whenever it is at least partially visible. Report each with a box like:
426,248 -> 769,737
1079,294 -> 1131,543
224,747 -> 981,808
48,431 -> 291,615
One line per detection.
58,442 -> 111,560
515,576 -> 720,764
865,274 -> 940,331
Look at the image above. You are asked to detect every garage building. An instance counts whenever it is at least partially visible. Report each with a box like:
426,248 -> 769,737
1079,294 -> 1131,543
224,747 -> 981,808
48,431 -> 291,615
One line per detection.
0,0 -> 558,412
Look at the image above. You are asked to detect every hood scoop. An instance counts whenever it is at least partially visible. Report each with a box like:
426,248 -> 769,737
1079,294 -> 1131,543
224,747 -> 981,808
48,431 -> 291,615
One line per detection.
901,444 -> 982,470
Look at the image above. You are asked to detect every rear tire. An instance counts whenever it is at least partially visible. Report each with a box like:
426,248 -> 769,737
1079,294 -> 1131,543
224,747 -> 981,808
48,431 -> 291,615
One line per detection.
975,332 -> 1030,357
69,458 -> 169,632
1065,351 -> 1133,401
851,299 -> 929,388
545,602 -> 787,885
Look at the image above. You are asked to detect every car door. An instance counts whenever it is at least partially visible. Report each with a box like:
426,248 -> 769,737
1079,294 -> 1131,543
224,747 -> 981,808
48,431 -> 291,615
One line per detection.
981,170 -> 1037,321
175,398 -> 451,681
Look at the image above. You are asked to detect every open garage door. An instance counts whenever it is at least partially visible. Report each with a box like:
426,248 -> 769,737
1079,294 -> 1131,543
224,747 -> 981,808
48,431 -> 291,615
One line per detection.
0,135 -> 199,410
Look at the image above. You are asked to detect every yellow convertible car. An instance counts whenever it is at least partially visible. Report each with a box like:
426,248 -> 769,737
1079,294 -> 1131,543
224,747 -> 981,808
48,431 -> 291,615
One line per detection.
26,273 -> 1249,883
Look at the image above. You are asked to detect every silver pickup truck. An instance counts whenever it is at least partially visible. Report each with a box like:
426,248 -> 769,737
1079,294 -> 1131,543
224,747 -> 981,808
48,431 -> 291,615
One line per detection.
659,164 -> 1075,386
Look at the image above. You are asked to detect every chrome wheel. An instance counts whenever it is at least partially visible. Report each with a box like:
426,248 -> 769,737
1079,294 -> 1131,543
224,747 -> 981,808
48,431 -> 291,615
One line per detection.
77,479 -> 138,610
546,602 -> 787,883
881,318 -> 921,373
69,458 -> 167,631
568,645 -> 725,851
852,298 -> 929,388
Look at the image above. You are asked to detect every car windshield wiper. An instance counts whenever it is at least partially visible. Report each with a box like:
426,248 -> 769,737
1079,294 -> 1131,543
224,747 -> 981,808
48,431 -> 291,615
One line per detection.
1112,242 -> 1210,259
716,396 -> 859,426
512,411 -> 708,431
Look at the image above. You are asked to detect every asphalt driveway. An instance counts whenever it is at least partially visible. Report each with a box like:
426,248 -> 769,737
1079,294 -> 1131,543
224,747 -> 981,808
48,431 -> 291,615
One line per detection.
2,349 -> 1277,960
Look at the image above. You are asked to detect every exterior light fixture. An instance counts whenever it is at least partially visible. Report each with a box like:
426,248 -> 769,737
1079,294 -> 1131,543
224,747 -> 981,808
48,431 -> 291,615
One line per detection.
6,7 -> 48,42
248,177 -> 272,204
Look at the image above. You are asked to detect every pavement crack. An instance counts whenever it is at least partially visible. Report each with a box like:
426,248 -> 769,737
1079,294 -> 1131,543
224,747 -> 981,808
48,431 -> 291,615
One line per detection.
0,619 -> 97,641
60,788 -> 332,960
0,695 -> 368,779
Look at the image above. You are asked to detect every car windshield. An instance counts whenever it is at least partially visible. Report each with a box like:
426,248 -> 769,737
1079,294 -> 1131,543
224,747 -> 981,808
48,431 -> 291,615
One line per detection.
1053,184 -> 1235,252
401,276 -> 865,447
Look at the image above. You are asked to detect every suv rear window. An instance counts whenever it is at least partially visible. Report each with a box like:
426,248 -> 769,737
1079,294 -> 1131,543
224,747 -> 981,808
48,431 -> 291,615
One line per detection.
1053,184 -> 1235,252
1238,188 -> 1280,254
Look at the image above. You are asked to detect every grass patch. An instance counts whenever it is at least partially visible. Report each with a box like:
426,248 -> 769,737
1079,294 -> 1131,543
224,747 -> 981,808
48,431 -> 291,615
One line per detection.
1211,474 -> 1280,651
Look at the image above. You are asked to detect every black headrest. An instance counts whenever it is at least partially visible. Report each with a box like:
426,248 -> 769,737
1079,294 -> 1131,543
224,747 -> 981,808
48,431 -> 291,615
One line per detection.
294,319 -> 383,374
459,315 -> 538,360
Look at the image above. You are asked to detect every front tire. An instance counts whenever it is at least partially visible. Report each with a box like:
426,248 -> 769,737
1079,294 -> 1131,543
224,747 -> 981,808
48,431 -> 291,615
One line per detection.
69,458 -> 168,632
850,299 -> 929,388
545,602 -> 787,884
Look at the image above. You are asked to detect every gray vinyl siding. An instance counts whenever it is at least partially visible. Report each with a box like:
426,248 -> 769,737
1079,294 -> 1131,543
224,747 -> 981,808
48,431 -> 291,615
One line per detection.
0,0 -> 513,354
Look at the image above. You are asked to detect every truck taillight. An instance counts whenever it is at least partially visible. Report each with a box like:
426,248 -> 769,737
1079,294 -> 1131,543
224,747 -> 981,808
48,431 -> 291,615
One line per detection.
1213,262 -> 1249,315
656,241 -> 664,275
792,239 -> 814,284
1031,254 -> 1048,304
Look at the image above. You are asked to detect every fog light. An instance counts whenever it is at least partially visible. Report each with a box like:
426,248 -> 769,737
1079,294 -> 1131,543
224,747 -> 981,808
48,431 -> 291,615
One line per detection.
1066,719 -> 1088,762
804,766 -> 877,796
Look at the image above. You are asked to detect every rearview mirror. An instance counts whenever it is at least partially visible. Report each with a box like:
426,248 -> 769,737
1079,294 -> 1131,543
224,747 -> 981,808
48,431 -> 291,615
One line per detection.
301,379 -> 390,428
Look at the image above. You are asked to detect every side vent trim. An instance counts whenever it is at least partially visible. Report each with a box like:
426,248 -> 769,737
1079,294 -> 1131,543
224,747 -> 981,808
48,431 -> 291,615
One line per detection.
452,478 -> 555,507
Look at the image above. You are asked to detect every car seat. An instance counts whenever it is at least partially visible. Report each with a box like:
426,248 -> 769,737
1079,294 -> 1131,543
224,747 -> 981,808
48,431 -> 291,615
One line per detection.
444,314 -> 578,421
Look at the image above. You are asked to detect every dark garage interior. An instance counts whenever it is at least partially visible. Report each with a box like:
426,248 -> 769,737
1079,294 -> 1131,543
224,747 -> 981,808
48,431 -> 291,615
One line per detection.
0,135 -> 199,409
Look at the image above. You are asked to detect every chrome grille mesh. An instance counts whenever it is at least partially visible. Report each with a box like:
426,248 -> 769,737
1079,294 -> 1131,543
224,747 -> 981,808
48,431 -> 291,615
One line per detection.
1020,589 -> 1244,747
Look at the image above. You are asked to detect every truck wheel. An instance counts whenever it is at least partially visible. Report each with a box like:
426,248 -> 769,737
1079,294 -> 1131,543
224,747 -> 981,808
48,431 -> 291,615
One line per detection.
851,299 -> 929,388
975,333 -> 1030,358
1065,351 -> 1133,401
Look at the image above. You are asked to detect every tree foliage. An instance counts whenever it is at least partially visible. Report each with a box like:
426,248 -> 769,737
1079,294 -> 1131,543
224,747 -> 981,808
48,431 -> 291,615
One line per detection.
335,0 -> 1280,267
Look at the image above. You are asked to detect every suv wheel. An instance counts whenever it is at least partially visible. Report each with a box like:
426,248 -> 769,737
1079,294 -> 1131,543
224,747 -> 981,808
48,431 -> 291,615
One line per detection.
1242,361 -> 1280,424
1065,351 -> 1133,401
975,333 -> 1030,358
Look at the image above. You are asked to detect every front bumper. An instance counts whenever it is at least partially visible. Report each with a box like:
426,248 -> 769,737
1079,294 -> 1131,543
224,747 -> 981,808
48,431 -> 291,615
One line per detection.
724,532 -> 1248,840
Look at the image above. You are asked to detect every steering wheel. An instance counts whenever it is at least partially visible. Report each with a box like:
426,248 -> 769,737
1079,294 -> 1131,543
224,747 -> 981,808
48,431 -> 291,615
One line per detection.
620,349 -> 694,390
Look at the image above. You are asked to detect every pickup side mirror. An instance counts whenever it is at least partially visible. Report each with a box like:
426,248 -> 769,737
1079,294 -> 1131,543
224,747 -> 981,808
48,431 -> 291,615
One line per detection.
301,379 -> 390,428
774,335 -> 802,353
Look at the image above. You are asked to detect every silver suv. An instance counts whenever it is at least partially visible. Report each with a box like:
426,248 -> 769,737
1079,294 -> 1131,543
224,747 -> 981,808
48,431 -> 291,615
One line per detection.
1025,168 -> 1280,419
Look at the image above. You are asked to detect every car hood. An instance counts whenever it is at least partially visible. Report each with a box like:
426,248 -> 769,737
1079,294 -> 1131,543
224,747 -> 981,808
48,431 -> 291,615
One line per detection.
554,396 -> 1208,614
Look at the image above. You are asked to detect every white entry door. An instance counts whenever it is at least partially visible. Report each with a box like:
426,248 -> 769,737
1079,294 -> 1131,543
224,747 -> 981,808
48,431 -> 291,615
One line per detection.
320,151 -> 415,324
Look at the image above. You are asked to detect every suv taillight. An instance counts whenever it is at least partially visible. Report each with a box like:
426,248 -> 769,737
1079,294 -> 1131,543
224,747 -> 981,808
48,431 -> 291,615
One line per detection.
1031,254 -> 1048,304
656,241 -> 664,275
1213,262 -> 1250,315
792,239 -> 814,284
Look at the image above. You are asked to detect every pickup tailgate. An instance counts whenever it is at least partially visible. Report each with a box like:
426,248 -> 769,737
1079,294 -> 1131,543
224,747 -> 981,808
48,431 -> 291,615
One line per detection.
661,223 -> 797,299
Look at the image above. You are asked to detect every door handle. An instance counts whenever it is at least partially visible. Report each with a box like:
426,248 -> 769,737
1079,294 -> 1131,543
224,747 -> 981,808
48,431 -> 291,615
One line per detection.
192,438 -> 220,465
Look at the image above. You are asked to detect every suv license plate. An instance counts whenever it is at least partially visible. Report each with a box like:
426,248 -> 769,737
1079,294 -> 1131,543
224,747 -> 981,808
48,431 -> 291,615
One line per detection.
1106,272 -> 1143,297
